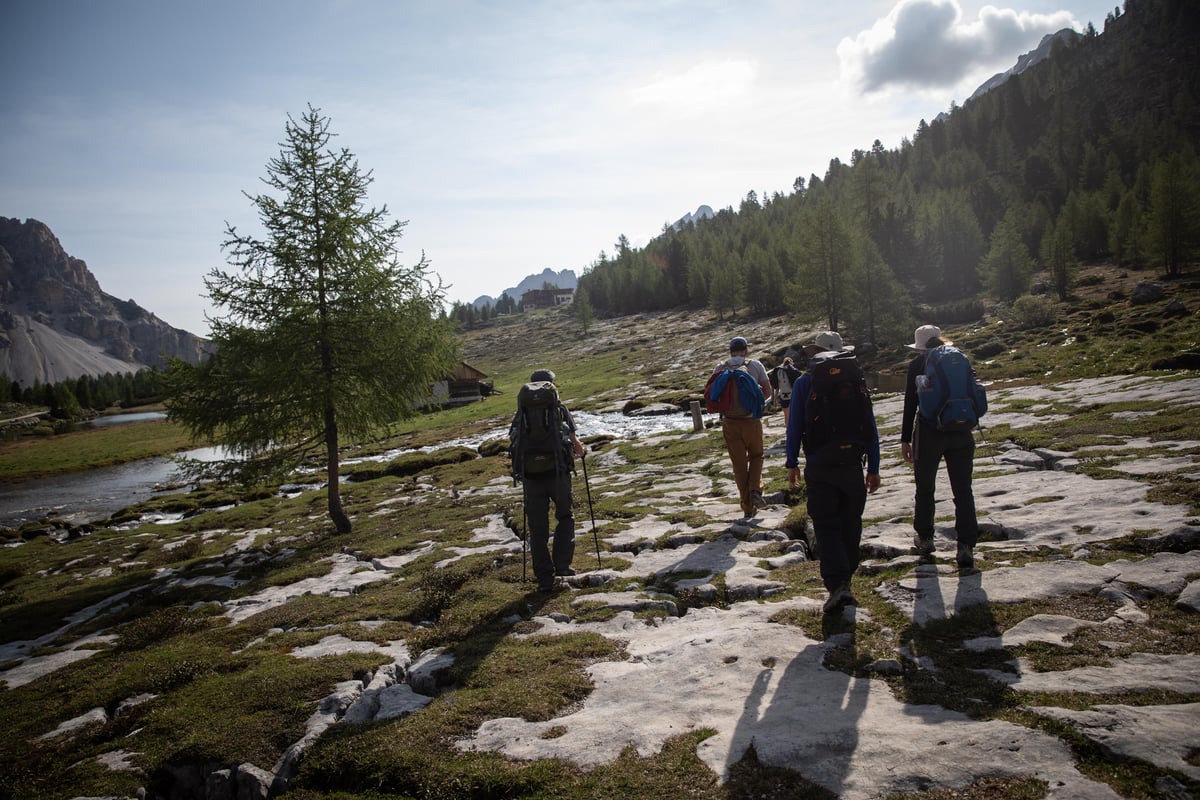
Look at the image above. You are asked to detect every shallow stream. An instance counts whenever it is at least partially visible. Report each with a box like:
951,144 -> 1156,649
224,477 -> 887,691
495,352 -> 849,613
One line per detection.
0,410 -> 706,529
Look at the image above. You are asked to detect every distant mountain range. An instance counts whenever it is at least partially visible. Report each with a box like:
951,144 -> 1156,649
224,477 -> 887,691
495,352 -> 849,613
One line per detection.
0,217 -> 209,387
470,267 -> 579,310
671,204 -> 715,231
469,205 -> 716,310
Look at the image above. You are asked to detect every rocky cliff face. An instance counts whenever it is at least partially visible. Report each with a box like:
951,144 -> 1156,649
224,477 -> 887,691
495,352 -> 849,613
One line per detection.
0,217 -> 209,386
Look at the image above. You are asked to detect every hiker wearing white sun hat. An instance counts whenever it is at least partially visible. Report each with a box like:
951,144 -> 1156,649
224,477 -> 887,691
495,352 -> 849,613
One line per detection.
900,325 -> 981,572
906,324 -> 950,350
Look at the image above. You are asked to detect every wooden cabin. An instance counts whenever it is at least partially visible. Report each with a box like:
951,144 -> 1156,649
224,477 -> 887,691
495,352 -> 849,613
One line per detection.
426,361 -> 493,408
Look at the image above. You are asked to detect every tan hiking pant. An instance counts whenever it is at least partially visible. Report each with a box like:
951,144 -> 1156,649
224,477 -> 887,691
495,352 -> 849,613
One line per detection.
721,415 -> 764,513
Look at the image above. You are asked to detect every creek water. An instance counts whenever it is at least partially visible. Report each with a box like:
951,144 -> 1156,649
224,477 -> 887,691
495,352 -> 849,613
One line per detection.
0,409 -> 707,529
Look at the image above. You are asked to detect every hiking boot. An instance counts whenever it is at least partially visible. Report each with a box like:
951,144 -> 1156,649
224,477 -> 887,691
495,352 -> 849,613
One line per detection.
912,535 -> 935,557
741,503 -> 757,518
555,568 -> 576,578
750,490 -> 767,509
822,583 -> 852,614
956,544 -> 975,571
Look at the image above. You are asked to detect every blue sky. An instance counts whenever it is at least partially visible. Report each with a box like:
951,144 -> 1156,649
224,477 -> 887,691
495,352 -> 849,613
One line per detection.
2,0 -> 1118,335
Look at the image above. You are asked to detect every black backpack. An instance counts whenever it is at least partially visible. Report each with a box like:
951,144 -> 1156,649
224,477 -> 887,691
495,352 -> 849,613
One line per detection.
805,350 -> 874,465
509,380 -> 570,479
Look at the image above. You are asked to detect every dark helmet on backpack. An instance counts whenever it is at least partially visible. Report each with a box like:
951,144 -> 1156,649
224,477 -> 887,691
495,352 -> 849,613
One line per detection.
530,368 -> 556,383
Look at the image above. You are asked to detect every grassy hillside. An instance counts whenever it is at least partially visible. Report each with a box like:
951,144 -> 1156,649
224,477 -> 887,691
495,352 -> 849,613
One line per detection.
449,262 -> 1199,404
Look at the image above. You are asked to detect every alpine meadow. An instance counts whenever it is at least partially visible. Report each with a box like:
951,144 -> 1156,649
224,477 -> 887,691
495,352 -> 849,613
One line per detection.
1,2 -> 1199,799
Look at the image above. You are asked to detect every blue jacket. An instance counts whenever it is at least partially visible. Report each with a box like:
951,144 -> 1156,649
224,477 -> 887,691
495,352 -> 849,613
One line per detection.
708,367 -> 765,419
784,371 -> 881,473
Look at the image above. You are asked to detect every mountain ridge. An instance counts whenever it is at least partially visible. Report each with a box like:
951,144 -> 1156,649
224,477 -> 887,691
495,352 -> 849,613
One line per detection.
967,27 -> 1080,103
0,217 -> 210,387
469,204 -> 716,310
471,267 -> 579,310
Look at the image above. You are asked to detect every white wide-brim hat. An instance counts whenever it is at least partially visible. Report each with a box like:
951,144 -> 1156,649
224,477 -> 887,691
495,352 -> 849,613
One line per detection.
907,325 -> 950,350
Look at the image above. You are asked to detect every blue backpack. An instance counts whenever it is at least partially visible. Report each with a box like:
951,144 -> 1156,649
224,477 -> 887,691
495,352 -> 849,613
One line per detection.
704,366 -> 764,419
917,345 -> 987,431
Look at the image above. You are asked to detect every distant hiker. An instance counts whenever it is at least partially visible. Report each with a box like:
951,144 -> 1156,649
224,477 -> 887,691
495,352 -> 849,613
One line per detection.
706,336 -> 774,518
900,325 -> 987,572
769,356 -> 802,427
784,331 -> 881,614
508,368 -> 587,592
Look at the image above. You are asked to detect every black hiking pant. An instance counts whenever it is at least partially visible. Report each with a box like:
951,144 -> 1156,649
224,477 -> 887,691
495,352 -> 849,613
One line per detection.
523,470 -> 576,587
912,419 -> 979,548
804,463 -> 867,592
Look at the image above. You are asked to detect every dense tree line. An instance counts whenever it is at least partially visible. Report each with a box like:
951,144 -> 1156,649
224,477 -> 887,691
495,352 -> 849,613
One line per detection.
0,369 -> 164,418
575,0 -> 1199,344
447,291 -> 518,328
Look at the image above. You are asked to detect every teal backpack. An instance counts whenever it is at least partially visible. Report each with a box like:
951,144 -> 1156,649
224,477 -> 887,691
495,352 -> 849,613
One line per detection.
917,345 -> 988,431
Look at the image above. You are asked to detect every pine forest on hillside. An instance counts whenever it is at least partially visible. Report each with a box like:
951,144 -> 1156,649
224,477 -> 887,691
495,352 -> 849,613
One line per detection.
567,0 -> 1199,346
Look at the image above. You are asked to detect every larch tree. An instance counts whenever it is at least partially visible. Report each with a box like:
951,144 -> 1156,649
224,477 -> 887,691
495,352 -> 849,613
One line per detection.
984,214 -> 1036,302
572,284 -> 594,335
1146,151 -> 1200,278
799,196 -> 854,332
1041,212 -> 1079,300
166,106 -> 458,534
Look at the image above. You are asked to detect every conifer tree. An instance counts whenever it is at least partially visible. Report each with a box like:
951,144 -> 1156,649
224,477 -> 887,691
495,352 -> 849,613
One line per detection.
798,196 -> 853,331
1041,214 -> 1079,300
984,215 -> 1036,302
573,285 -> 594,335
165,106 -> 458,534
1146,151 -> 1200,277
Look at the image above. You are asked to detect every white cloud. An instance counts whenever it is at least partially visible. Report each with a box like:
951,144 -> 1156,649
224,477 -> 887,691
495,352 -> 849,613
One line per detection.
838,0 -> 1079,94
630,58 -> 759,115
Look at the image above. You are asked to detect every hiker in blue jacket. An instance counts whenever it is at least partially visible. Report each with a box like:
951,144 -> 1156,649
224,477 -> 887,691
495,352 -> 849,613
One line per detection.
785,331 -> 881,614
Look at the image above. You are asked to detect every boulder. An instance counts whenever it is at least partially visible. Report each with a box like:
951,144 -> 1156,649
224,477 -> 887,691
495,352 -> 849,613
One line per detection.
1130,282 -> 1165,305
623,401 -> 680,417
1164,299 -> 1190,317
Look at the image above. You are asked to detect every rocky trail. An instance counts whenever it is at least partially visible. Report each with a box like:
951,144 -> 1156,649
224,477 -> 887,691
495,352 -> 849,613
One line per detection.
458,376 -> 1200,799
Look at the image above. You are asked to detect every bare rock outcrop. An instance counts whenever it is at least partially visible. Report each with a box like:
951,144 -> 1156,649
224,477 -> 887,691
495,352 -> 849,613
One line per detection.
0,216 -> 210,385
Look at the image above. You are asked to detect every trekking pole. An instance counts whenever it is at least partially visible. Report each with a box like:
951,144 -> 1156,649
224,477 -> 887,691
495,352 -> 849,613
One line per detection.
520,481 -> 529,582
580,453 -> 602,570
976,423 -> 1001,465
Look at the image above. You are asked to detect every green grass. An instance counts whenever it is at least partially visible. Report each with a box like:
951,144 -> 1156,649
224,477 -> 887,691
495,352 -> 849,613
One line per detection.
0,418 -> 198,481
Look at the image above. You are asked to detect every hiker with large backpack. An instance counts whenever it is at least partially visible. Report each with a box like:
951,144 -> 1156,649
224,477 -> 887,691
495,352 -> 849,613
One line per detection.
784,331 -> 881,614
705,336 -> 774,518
769,356 -> 802,427
508,368 -> 586,592
900,325 -> 988,573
